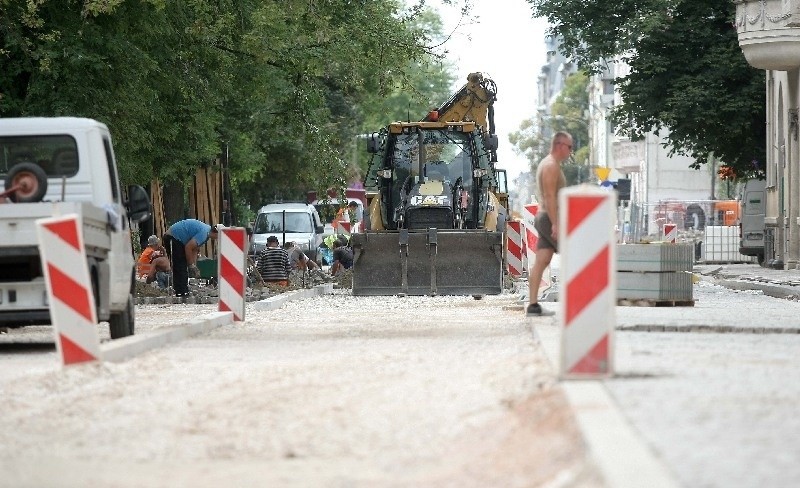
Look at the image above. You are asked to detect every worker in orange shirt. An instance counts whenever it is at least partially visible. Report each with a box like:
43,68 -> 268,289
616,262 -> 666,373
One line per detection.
137,235 -> 167,278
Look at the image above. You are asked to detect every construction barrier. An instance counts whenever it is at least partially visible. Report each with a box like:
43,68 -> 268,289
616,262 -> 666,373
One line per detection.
663,223 -> 677,243
506,220 -> 524,278
559,187 -> 616,379
35,214 -> 101,366
218,227 -> 247,321
336,221 -> 352,235
523,203 -> 551,294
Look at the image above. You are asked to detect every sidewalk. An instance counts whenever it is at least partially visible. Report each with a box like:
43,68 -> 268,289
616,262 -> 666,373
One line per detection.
532,261 -> 800,488
696,262 -> 800,301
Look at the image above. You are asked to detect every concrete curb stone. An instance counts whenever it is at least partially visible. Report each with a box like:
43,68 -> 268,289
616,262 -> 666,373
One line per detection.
102,311 -> 233,363
115,285 -> 335,363
532,320 -> 681,488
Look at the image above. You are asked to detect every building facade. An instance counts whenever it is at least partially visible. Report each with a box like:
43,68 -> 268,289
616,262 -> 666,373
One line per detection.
735,0 -> 800,268
588,58 -> 714,238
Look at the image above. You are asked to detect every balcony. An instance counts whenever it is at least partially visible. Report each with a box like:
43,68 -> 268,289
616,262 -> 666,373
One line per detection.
735,0 -> 800,71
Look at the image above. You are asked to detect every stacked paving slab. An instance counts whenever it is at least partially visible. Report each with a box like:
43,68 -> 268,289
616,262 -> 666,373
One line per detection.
617,243 -> 694,302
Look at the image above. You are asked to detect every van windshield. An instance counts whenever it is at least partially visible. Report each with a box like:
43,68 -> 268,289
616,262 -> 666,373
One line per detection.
254,212 -> 313,234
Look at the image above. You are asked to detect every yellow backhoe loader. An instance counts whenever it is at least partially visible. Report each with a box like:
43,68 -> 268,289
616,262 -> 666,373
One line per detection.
352,73 -> 509,296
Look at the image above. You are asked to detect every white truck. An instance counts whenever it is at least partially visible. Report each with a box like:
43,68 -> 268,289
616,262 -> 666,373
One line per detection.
0,117 -> 150,338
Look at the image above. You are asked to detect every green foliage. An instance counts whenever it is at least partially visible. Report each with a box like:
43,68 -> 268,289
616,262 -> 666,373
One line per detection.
0,0 -> 461,218
529,0 -> 766,177
509,72 -> 590,178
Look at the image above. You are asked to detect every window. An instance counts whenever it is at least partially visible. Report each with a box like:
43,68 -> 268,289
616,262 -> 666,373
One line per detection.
254,212 -> 313,234
0,135 -> 79,179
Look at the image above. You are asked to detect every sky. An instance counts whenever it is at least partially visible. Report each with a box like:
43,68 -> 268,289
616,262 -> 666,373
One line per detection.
435,1 -> 551,181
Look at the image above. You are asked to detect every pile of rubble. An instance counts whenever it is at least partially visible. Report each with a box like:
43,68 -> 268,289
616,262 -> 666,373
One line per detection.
135,268 -> 352,305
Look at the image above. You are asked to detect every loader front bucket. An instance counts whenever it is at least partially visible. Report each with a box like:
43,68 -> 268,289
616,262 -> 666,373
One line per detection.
350,229 -> 504,296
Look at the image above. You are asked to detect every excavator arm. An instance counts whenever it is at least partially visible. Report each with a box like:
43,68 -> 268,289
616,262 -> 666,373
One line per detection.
423,72 -> 497,146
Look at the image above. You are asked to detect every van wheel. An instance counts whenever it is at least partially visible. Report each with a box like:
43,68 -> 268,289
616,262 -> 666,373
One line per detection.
109,295 -> 135,339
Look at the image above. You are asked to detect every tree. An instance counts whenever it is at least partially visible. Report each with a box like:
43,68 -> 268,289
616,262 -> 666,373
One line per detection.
529,0 -> 766,177
510,72 -> 589,185
0,0 -> 461,223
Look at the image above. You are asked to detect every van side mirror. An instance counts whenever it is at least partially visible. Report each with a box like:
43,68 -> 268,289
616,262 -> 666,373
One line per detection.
125,185 -> 152,223
316,224 -> 324,234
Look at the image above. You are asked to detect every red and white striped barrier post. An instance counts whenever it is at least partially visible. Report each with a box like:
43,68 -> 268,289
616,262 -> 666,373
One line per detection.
506,220 -> 524,278
35,214 -> 101,366
559,186 -> 616,378
523,203 -> 551,293
663,223 -> 677,244
218,227 -> 247,321
336,221 -> 352,235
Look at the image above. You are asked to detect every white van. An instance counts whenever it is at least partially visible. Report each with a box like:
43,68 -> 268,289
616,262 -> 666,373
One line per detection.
739,179 -> 766,265
251,203 -> 324,261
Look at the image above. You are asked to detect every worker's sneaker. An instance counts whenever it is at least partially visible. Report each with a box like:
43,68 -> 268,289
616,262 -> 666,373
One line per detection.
526,303 -> 555,317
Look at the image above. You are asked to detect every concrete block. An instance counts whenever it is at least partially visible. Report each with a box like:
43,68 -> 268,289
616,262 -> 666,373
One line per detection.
617,244 -> 693,272
617,270 -> 693,300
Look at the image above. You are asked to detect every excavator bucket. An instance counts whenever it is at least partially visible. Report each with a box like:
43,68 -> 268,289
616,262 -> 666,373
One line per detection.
350,229 -> 504,296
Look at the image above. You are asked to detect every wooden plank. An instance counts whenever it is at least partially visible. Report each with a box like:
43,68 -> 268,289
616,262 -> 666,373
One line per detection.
150,179 -> 167,238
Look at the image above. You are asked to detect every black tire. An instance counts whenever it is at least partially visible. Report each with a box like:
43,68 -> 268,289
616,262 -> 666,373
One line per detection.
4,162 -> 48,202
109,295 -> 135,339
685,204 -> 706,230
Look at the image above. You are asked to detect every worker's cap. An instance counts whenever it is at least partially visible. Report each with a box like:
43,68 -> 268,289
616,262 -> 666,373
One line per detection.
147,235 -> 159,246
267,235 -> 279,243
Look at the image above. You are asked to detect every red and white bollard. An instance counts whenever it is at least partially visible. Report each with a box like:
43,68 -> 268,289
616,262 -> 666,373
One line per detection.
218,227 -> 247,321
35,214 -> 101,366
336,221 -> 352,235
523,203 -> 551,293
559,186 -> 616,378
506,220 -> 524,278
663,223 -> 677,244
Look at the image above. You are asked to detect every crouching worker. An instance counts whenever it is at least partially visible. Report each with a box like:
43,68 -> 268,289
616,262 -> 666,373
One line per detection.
145,255 -> 171,289
330,237 -> 354,276
283,241 -> 319,272
257,235 -> 291,286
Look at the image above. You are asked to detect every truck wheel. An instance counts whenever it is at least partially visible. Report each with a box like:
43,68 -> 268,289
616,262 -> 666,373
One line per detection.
109,295 -> 135,339
4,162 -> 48,203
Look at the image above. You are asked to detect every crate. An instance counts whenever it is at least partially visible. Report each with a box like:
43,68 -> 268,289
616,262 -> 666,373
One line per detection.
196,258 -> 217,280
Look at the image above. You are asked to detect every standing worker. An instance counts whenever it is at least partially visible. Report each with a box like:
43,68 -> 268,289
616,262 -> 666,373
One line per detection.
527,131 -> 572,317
333,200 -> 360,232
163,219 -> 222,297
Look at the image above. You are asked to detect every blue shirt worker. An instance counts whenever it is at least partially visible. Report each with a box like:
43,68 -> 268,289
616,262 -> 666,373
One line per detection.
163,219 -> 221,296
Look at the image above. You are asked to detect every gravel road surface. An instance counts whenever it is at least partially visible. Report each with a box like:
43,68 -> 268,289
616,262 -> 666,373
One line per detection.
0,294 -> 602,488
